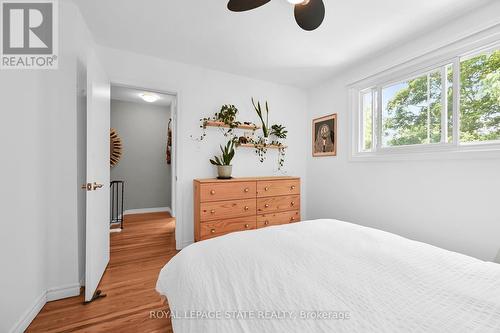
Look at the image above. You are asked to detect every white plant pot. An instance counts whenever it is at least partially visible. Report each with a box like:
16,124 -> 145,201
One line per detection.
217,165 -> 233,179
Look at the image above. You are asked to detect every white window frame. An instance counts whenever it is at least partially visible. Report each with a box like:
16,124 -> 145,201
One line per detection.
349,28 -> 500,161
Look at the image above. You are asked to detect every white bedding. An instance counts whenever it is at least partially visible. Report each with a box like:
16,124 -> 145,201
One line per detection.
156,219 -> 500,333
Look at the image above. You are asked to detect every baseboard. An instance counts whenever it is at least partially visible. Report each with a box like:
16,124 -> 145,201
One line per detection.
9,283 -> 81,333
124,207 -> 172,215
180,240 -> 193,250
46,283 -> 81,302
9,291 -> 46,333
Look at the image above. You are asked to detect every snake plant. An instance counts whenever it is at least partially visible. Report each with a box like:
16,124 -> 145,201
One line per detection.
209,140 -> 236,166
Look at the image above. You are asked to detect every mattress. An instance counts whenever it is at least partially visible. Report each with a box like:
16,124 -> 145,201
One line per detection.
156,219 -> 500,332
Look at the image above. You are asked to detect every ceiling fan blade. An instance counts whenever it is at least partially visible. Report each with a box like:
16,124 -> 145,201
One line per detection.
294,0 -> 325,31
227,0 -> 271,12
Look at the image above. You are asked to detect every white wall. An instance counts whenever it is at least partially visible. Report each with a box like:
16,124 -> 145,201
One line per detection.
97,46 -> 309,248
111,100 -> 172,211
306,3 -> 500,261
0,1 -> 95,332
0,71 -> 51,333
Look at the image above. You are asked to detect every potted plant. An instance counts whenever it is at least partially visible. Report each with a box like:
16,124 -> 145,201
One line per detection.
270,124 -> 288,142
194,105 -> 245,142
209,140 -> 236,179
216,104 -> 239,125
252,98 -> 270,144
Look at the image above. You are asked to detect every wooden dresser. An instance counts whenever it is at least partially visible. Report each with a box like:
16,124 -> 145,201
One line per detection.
194,176 -> 301,241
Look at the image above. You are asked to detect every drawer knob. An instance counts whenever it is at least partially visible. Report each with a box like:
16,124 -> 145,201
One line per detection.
265,204 -> 270,208
291,202 -> 295,206
210,229 -> 216,234
244,206 -> 249,211
245,224 -> 250,228
291,185 -> 296,190
244,188 -> 249,193
210,209 -> 216,214
210,190 -> 216,195
290,217 -> 296,222
264,187 -> 269,191
264,221 -> 269,226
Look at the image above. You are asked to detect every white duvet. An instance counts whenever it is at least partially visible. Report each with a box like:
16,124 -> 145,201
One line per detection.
156,219 -> 500,333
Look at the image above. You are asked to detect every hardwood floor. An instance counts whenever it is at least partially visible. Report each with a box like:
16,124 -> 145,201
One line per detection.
28,212 -> 178,332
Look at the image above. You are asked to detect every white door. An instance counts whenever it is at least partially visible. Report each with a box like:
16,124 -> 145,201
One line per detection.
85,51 -> 111,302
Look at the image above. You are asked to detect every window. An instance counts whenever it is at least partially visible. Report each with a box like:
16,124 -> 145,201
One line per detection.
381,68 -> 446,147
460,49 -> 500,143
361,91 -> 373,151
352,42 -> 500,158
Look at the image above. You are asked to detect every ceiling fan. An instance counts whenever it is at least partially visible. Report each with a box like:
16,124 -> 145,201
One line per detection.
227,0 -> 325,31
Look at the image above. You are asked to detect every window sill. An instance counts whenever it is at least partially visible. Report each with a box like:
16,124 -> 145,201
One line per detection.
350,143 -> 500,162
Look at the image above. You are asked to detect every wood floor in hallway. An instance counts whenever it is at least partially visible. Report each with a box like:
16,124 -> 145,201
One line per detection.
28,212 -> 178,332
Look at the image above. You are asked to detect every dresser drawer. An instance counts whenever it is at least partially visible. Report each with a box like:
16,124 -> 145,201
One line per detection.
257,179 -> 300,198
257,195 -> 300,214
200,181 -> 256,202
200,198 -> 256,221
200,216 -> 257,240
257,210 -> 300,228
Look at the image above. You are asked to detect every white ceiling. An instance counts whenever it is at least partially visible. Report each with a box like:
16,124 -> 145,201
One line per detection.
73,0 -> 493,88
111,85 -> 174,107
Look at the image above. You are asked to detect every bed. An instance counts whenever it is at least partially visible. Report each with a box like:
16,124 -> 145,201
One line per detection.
156,219 -> 500,333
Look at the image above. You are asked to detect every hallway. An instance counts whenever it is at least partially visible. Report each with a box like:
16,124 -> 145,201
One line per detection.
28,212 -> 177,332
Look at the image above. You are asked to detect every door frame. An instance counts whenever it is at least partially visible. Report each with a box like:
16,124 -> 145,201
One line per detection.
110,82 -> 181,249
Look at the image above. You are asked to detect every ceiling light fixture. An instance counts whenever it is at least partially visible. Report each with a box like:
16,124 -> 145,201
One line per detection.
140,93 -> 160,103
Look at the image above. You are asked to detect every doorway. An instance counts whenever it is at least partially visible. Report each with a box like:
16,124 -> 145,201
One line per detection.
109,85 -> 176,225
78,65 -> 179,301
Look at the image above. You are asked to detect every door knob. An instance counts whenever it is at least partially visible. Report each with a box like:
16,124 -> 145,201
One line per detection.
81,183 -> 92,191
92,182 -> 104,190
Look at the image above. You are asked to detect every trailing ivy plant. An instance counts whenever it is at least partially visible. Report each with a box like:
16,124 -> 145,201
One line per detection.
192,104 -> 254,141
247,136 -> 287,170
250,137 -> 268,163
278,146 -> 286,170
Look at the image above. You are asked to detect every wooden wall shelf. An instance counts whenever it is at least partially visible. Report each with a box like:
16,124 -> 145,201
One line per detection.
239,143 -> 287,149
204,121 -> 260,130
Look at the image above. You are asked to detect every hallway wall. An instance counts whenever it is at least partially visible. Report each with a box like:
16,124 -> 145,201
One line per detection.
110,100 -> 172,211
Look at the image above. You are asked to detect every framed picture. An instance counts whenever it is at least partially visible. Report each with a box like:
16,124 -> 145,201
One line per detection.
312,114 -> 337,157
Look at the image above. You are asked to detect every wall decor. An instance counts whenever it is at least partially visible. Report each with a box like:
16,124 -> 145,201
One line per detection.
193,99 -> 289,171
166,118 -> 172,164
312,114 -> 337,157
193,104 -> 258,141
110,128 -> 123,167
